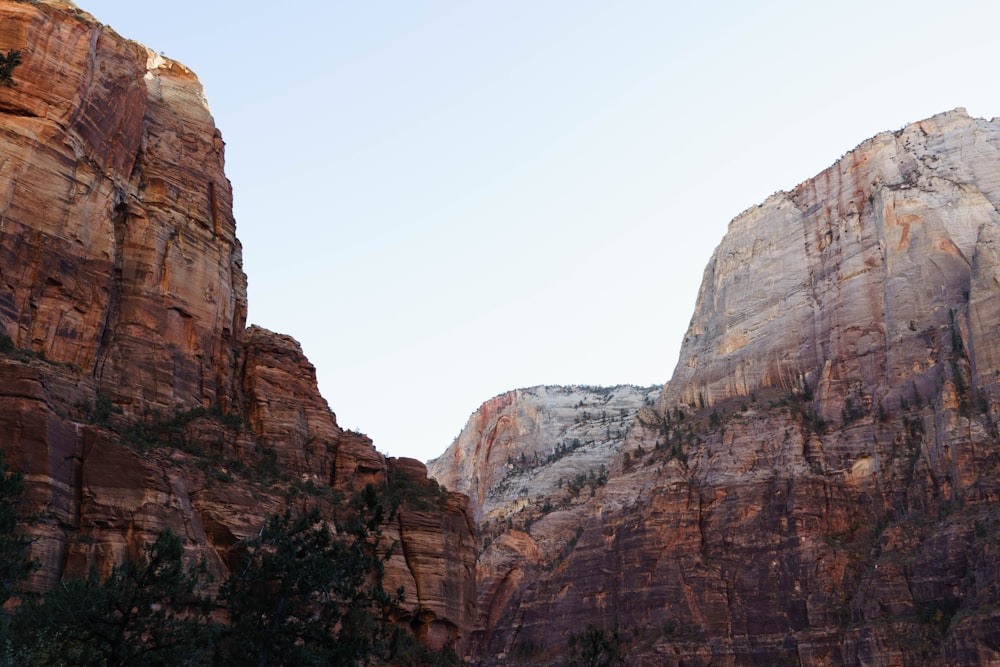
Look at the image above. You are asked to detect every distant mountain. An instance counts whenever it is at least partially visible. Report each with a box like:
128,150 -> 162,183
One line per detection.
432,109 -> 1000,665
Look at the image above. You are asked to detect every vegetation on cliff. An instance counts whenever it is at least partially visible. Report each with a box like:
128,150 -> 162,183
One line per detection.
0,49 -> 19,88
0,476 -> 457,666
0,453 -> 34,608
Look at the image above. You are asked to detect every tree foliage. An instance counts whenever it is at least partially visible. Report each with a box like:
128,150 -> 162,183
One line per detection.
568,624 -> 626,667
215,486 -> 400,666
0,475 -> 457,666
0,50 -> 21,88
0,451 -> 35,608
10,531 -> 213,666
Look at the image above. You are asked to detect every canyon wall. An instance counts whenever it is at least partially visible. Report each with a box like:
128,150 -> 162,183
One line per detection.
0,0 -> 474,652
436,109 -> 1000,665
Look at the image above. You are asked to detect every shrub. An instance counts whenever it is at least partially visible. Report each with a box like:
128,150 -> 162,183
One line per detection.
568,624 -> 625,667
0,51 -> 20,88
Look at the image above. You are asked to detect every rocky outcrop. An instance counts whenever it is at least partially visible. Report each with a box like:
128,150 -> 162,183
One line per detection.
428,385 -> 658,657
388,457 -> 478,650
242,325 -> 383,485
0,0 -> 474,654
428,385 -> 659,524
437,110 -> 1000,665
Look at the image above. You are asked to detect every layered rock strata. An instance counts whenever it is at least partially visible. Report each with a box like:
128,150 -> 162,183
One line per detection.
0,0 -> 474,653
438,109 -> 1000,665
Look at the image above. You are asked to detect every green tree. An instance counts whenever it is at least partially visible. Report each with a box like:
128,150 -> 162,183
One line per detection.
0,451 -> 37,664
215,485 -> 401,666
0,51 -> 21,88
1,479 -> 456,666
568,624 -> 626,667
0,452 -> 34,607
11,530 -> 213,666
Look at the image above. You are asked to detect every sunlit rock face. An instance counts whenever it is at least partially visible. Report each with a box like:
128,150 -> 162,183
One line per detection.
434,110 -> 1000,666
0,0 -> 476,654
428,384 -> 660,524
0,0 -> 246,413
664,108 -> 1000,424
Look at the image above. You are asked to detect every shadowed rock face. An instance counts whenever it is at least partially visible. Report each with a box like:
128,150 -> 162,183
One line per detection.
0,0 -> 475,653
436,110 -> 1000,665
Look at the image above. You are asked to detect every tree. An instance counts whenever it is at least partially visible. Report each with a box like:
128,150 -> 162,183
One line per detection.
11,530 -> 213,666
0,51 -> 21,88
0,479 -> 456,666
214,485 -> 401,666
568,624 -> 626,667
0,451 -> 35,607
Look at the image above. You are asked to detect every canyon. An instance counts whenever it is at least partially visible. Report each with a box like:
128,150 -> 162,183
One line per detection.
0,0 -> 474,654
4,1 -> 1000,665
431,109 -> 1000,665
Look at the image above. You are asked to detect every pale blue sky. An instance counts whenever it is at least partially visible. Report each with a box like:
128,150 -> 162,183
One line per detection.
83,0 -> 1000,461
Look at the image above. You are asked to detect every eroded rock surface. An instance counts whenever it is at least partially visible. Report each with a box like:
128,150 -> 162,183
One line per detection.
0,0 -> 245,413
429,385 -> 659,524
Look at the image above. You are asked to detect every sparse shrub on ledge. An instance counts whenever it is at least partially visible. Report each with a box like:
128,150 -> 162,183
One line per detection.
0,50 -> 21,88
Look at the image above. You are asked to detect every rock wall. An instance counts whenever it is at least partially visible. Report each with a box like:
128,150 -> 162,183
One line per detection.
0,0 -> 245,413
438,110 -> 1000,665
664,109 -> 1000,420
0,0 -> 474,653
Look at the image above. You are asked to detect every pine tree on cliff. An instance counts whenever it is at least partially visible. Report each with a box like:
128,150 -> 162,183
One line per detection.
0,50 -> 21,88
0,451 -> 36,608
11,530 -> 214,665
214,485 -> 404,666
0,481 -> 456,665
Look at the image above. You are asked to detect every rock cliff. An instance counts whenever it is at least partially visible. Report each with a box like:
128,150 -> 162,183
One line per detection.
0,0 -> 474,653
436,109 -> 1000,665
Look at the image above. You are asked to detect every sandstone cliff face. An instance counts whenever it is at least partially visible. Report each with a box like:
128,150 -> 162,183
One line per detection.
0,0 -> 474,653
0,0 -> 245,413
427,384 -> 658,657
664,108 -> 1000,423
439,110 -> 1000,665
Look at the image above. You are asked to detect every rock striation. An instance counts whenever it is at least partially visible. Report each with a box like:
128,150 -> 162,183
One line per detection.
0,0 -> 244,413
436,109 -> 1000,665
0,0 -> 474,654
428,384 -> 659,656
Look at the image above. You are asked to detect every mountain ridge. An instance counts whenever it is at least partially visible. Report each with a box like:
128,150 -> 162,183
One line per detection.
432,108 -> 1000,665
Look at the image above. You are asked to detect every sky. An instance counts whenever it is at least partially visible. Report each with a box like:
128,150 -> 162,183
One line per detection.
80,0 -> 1000,462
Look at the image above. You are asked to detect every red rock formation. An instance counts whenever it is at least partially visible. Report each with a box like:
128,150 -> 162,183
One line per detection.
0,1 -> 245,413
0,0 -> 475,654
388,457 -> 477,650
439,110 -> 1000,665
